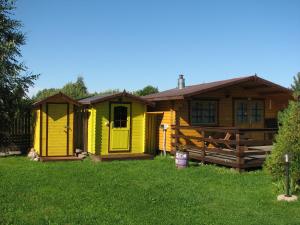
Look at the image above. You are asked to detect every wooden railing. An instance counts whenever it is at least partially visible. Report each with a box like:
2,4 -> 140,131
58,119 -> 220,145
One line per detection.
171,125 -> 277,171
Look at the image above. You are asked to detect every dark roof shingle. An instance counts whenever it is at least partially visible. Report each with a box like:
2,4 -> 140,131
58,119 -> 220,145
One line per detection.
143,75 -> 291,101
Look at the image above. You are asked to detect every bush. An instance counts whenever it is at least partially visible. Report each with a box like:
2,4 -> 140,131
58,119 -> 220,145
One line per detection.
264,100 -> 300,192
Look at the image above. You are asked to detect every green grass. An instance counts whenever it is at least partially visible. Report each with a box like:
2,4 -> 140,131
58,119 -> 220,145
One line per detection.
0,156 -> 299,225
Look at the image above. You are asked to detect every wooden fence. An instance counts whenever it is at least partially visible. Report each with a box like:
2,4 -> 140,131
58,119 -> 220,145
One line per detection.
171,125 -> 277,171
0,112 -> 32,152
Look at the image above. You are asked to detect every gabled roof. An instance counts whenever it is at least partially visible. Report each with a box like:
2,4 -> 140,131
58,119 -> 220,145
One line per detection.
79,91 -> 155,106
143,75 -> 292,101
32,92 -> 81,108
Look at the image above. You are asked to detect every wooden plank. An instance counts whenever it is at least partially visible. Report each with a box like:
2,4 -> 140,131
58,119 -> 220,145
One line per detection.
171,143 -> 237,156
97,153 -> 154,161
171,134 -> 237,145
40,156 -> 82,162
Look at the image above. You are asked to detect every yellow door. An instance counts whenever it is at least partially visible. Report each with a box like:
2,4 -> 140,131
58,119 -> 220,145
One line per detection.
47,104 -> 69,156
109,104 -> 131,152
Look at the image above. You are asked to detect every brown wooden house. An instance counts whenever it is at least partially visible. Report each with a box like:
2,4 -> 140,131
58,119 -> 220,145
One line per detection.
144,75 -> 292,170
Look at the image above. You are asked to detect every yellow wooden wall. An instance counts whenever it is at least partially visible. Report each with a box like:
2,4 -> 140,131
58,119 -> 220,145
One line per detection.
33,108 -> 40,154
130,102 -> 146,153
87,98 -> 147,155
41,104 -> 47,156
33,101 -> 75,156
148,101 -> 175,152
94,101 -> 110,155
87,108 -> 96,154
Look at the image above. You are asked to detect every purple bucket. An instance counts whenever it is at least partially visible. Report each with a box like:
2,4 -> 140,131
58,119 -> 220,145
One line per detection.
175,151 -> 189,169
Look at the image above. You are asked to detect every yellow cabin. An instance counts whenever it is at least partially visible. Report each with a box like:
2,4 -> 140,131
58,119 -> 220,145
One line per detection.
78,91 -> 156,160
32,92 -> 80,157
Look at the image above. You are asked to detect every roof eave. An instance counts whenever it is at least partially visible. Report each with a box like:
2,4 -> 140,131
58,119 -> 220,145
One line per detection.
32,92 -> 81,108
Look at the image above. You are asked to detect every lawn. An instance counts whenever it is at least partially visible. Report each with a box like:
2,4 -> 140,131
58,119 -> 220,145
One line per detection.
0,157 -> 299,225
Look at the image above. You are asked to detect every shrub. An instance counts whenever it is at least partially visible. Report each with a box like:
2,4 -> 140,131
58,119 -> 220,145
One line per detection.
264,100 -> 300,192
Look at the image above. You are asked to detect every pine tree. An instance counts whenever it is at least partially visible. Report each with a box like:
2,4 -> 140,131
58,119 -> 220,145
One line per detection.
291,72 -> 300,100
0,0 -> 38,131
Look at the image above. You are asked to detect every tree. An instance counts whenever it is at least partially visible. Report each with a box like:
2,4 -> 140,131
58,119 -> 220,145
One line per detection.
134,85 -> 158,96
291,72 -> 300,100
0,0 -> 38,130
33,76 -> 89,101
61,76 -> 88,99
93,89 -> 120,96
33,88 -> 60,101
264,75 -> 300,193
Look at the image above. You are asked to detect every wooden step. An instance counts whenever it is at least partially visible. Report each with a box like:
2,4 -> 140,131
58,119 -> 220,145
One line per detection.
40,156 -> 82,162
92,153 -> 154,162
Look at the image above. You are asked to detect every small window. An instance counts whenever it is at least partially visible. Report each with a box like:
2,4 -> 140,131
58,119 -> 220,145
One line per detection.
251,101 -> 264,122
190,100 -> 218,125
113,106 -> 127,128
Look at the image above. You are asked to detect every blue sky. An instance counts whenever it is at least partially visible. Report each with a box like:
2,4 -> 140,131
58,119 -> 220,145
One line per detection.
16,0 -> 300,96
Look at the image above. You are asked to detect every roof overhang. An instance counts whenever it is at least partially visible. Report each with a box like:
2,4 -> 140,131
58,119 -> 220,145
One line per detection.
184,76 -> 292,98
88,91 -> 156,107
32,92 -> 81,108
144,75 -> 292,102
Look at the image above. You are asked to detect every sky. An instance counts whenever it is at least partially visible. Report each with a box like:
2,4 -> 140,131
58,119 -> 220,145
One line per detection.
15,0 -> 300,96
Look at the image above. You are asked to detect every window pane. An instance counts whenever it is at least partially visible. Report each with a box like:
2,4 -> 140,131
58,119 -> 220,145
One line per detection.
190,100 -> 217,125
236,102 -> 248,123
113,106 -> 127,128
251,101 -> 263,122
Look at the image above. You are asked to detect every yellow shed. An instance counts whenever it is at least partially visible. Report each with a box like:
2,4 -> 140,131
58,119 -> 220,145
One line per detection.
32,92 -> 81,157
79,91 -> 156,160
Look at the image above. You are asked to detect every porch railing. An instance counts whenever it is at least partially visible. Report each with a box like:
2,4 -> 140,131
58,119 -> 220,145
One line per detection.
171,125 -> 277,171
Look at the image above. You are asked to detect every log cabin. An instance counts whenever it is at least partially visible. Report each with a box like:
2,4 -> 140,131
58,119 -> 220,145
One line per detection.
143,75 -> 292,170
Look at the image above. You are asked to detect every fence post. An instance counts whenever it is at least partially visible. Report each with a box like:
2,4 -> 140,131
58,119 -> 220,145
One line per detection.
201,130 -> 206,163
236,132 -> 244,172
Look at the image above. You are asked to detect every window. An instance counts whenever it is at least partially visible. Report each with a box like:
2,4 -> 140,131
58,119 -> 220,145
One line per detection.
251,101 -> 264,122
190,100 -> 218,125
236,102 -> 248,123
113,106 -> 127,128
235,100 -> 264,124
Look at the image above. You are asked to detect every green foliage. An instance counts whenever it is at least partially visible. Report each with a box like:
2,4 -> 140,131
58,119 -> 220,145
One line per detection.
33,88 -> 59,101
134,85 -> 158,96
291,72 -> 300,100
33,76 -> 89,100
93,88 -> 120,97
264,100 -> 300,190
1,157 -> 300,225
0,0 -> 38,129
61,76 -> 89,99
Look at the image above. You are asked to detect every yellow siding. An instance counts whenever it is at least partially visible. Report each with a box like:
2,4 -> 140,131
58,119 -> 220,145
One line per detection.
87,108 -> 96,154
33,109 -> 40,154
41,104 -> 47,156
68,104 -> 74,155
90,99 -> 147,156
95,102 -> 110,155
131,102 -> 146,153
151,101 -> 174,151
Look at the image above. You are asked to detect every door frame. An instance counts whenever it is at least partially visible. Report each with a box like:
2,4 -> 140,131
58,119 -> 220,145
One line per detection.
108,101 -> 132,153
46,102 -> 70,156
232,98 -> 265,127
